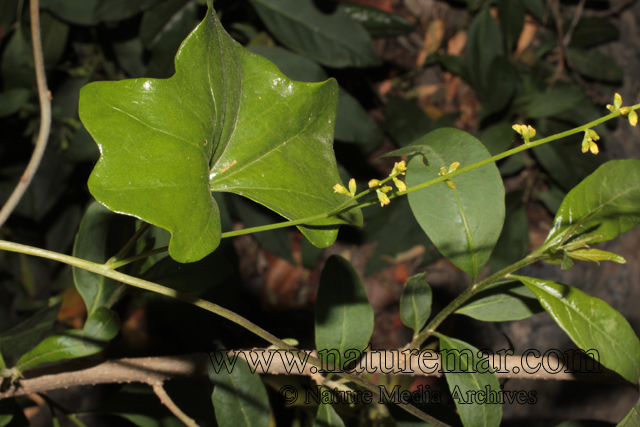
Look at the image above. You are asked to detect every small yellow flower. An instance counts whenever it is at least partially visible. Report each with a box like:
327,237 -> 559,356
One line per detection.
512,124 -> 536,144
348,178 -> 357,196
446,180 -> 456,189
393,177 -> 407,192
438,162 -> 461,176
581,129 -> 600,155
391,161 -> 407,176
333,183 -> 351,196
376,189 -> 390,206
607,93 -> 623,113
438,167 -> 448,176
379,186 -> 392,193
629,109 -> 638,126
368,179 -> 381,188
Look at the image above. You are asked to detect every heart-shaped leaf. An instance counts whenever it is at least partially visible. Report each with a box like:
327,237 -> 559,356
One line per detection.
79,6 -> 361,263
513,275 -> 640,384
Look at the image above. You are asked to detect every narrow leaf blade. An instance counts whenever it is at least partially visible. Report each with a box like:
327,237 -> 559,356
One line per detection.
399,273 -> 432,333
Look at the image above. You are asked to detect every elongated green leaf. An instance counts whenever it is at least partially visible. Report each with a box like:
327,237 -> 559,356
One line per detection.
209,356 -> 269,427
568,16 -> 619,48
399,273 -> 432,333
498,0 -> 524,54
465,5 -> 502,94
140,0 -> 191,48
15,307 -> 120,371
315,255 -> 373,368
0,304 -> 60,366
544,160 -> 640,248
456,281 -> 543,321
73,202 -> 135,315
568,48 -> 623,84
80,5 -> 360,263
314,403 -> 345,427
0,88 -> 30,118
248,0 -> 380,68
513,275 -> 640,384
481,55 -> 517,117
406,128 -> 505,280
41,0 -> 99,25
339,3 -> 415,38
617,397 -> 640,427
439,335 -> 502,427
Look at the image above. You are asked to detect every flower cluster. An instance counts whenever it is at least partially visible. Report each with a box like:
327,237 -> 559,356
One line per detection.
333,161 -> 408,207
512,124 -> 536,144
582,129 -> 600,154
607,93 -> 637,127
438,161 -> 460,189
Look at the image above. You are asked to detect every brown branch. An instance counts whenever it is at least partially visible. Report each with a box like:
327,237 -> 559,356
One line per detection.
0,0 -> 52,228
151,381 -> 200,427
0,351 -> 629,400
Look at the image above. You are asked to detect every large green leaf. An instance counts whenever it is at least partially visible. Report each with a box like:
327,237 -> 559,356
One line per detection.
439,335 -> 502,427
498,0 -> 524,54
73,201 -> 135,316
248,0 -> 380,68
79,6 -> 360,263
513,276 -> 640,384
543,160 -> 640,248
209,356 -> 270,427
15,307 -> 120,371
406,128 -> 505,280
313,403 -> 345,427
399,273 -> 432,334
0,304 -> 60,366
315,255 -> 373,369
465,5 -> 502,94
455,281 -> 543,321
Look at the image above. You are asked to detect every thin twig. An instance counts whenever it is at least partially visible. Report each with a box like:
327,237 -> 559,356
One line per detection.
549,0 -> 567,85
563,0 -> 587,47
152,381 -> 200,427
0,0 -> 52,228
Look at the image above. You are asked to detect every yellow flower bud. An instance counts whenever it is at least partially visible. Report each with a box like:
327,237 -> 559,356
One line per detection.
379,185 -> 392,193
438,167 -> 448,176
376,189 -> 390,206
446,180 -> 456,190
614,93 -> 622,110
348,178 -> 356,196
368,179 -> 381,188
448,162 -> 460,173
393,177 -> 407,192
629,109 -> 638,127
391,161 -> 407,175
333,184 -> 351,196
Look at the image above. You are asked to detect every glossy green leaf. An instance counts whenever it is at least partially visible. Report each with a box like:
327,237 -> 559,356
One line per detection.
498,0 -> 524,54
41,0 -> 98,25
140,0 -> 192,48
514,275 -> 640,384
0,304 -> 60,366
313,403 -> 345,427
617,397 -> 640,427
543,160 -> 640,248
73,201 -> 135,316
568,16 -> 619,48
315,255 -> 373,368
363,196 -> 440,275
481,55 -> 517,117
339,3 -> 415,38
232,195 -> 295,264
489,191 -> 528,273
568,48 -> 623,84
80,6 -> 360,263
0,88 -> 30,118
479,121 -> 514,156
248,0 -> 380,68
209,356 -> 270,427
456,281 -> 543,321
465,5 -> 502,94
399,273 -> 432,333
406,128 -> 505,280
527,85 -> 586,119
248,46 -> 383,150
439,335 -> 502,427
15,307 -> 120,371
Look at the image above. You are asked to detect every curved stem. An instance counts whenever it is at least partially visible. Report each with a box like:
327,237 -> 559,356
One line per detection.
409,254 -> 545,349
0,240 -> 449,427
0,0 -> 52,228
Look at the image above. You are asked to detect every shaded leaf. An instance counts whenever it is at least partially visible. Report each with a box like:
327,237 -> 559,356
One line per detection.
0,304 -> 60,366
15,307 -> 120,371
0,88 -> 30,118
481,55 -> 517,117
568,16 -> 619,48
520,0 -> 544,21
209,356 -> 270,427
248,0 -> 380,68
456,281 -> 543,321
339,3 -> 415,38
406,128 -> 505,280
568,48 -> 623,84
315,255 -> 373,369
543,160 -> 640,248
94,0 -> 165,22
425,52 -> 470,83
113,38 -> 146,78
40,11 -> 69,68
73,201 -> 135,316
514,276 -> 640,384
536,184 -> 566,215
439,335 -> 502,427
40,0 -> 98,25
489,191 -> 528,273
1,27 -> 35,89
479,121 -> 515,156
498,0 -> 524,54
527,85 -> 586,119
465,5 -> 502,94
313,403 -> 345,427
80,6 -> 360,263
140,0 -> 192,48
399,273 -> 432,333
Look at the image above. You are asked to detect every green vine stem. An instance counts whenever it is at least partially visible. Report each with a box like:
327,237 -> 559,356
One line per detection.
110,104 -> 639,269
0,240 -> 449,427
